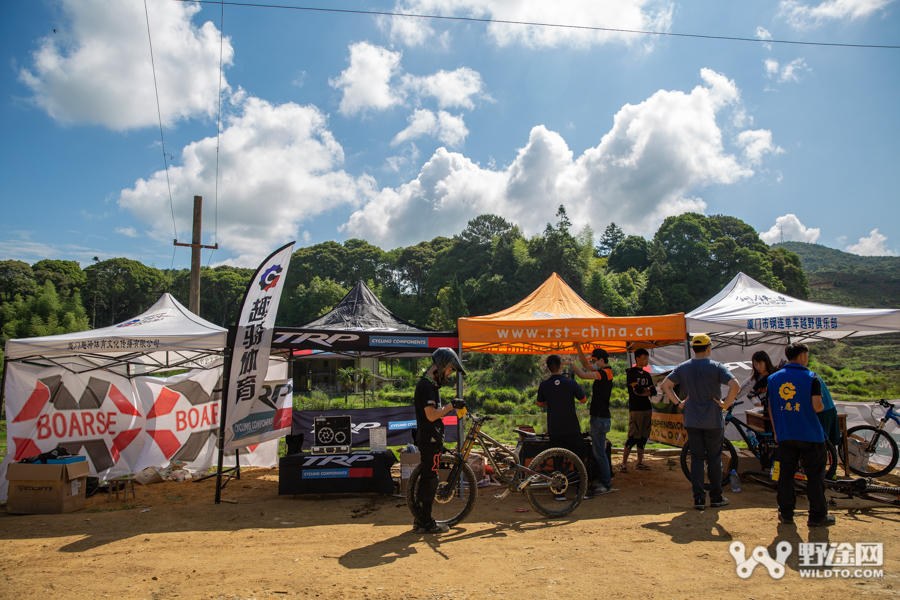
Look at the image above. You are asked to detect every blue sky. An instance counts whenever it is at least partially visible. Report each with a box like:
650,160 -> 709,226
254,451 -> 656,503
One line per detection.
1,0 -> 898,269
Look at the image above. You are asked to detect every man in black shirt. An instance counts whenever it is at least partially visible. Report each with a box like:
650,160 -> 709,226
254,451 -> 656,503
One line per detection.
537,354 -> 587,501
620,348 -> 656,472
412,348 -> 466,534
569,344 -> 615,495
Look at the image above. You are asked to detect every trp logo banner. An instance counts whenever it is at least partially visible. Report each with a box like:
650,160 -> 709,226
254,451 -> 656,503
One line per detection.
4,362 -> 144,480
223,242 -> 294,450
227,379 -> 293,449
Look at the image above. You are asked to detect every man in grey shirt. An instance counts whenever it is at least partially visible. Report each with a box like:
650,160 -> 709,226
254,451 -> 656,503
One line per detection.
661,334 -> 740,510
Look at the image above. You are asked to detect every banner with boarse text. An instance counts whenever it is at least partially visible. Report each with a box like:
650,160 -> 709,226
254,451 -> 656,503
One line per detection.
0,362 -> 282,502
223,242 -> 294,450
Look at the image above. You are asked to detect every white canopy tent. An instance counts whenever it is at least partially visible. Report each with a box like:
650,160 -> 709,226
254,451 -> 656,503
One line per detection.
1,294 -> 283,502
686,272 -> 900,348
3,293 -> 227,377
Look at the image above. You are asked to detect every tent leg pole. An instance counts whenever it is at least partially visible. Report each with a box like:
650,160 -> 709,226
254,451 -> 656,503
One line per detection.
215,326 -> 236,504
235,448 -> 241,480
684,338 -> 690,361
0,358 -> 8,422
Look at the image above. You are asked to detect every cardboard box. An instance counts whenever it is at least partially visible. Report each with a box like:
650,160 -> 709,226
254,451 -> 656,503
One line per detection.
398,452 -> 454,495
724,450 -> 763,476
6,458 -> 91,514
134,466 -> 163,486
745,409 -> 773,433
399,452 -> 419,496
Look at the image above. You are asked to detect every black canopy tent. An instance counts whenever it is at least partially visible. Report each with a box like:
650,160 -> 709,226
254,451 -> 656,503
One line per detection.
271,281 -> 458,357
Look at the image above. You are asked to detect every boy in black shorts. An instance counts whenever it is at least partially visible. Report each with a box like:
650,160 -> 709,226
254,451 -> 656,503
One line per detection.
620,348 -> 656,472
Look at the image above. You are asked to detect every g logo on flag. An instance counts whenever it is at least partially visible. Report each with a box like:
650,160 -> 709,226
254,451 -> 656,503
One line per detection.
259,264 -> 283,291
779,382 -> 796,401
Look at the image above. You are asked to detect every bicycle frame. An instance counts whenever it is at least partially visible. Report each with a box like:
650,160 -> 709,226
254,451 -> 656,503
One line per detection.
724,402 -> 777,465
873,402 -> 900,431
441,415 -> 561,496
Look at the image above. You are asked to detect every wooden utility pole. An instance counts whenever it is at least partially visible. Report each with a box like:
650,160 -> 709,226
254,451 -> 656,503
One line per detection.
174,195 -> 218,315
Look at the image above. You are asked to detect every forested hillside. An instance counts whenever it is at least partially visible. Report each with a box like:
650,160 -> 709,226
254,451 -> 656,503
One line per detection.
1,210 -> 807,362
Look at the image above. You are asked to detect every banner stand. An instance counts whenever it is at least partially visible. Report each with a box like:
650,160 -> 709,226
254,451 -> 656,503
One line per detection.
214,326 -> 236,503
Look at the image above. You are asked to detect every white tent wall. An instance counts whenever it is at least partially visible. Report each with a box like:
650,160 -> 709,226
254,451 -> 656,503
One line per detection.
0,294 -> 292,502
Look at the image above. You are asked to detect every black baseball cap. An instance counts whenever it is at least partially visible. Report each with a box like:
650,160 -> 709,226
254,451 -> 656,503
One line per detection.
591,348 -> 609,361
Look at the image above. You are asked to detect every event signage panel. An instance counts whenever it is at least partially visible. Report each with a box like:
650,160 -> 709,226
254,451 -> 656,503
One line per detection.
223,243 -> 294,450
292,406 -> 459,449
271,329 -> 458,352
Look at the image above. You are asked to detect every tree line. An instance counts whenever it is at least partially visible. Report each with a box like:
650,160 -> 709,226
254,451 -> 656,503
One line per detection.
0,209 -> 809,364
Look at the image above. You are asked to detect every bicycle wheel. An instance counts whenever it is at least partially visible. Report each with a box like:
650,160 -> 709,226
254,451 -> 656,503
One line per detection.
523,447 -> 588,518
406,454 -> 478,528
793,439 -> 838,480
845,425 -> 899,478
679,439 -> 737,489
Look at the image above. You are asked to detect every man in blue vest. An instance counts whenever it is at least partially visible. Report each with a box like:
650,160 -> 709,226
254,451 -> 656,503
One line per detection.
767,342 -> 834,527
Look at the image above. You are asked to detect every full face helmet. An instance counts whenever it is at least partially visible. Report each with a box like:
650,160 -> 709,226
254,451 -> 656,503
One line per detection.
432,348 -> 466,385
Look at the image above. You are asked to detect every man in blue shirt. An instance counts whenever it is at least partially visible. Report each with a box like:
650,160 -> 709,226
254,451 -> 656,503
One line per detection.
661,334 -> 740,511
537,354 -> 587,501
767,343 -> 834,527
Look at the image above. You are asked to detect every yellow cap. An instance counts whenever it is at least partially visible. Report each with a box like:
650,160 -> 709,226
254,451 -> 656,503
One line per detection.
691,334 -> 711,346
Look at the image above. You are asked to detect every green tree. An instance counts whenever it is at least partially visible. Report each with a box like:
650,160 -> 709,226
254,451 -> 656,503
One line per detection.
0,260 -> 36,302
769,246 -> 810,299
337,366 -> 356,405
429,279 -> 469,330
358,367 -> 373,407
32,259 -> 86,297
607,235 -> 650,272
397,242 -> 435,305
282,277 -> 348,325
596,223 -> 625,257
83,258 -> 170,327
585,270 -> 630,316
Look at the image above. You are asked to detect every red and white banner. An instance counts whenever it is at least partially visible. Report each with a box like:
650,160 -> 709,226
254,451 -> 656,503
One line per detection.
223,242 -> 294,450
0,361 -> 283,502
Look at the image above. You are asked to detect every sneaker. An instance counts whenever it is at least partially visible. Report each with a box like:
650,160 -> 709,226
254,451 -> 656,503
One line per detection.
418,521 -> 450,534
636,463 -> 651,470
583,489 -> 595,500
710,496 -> 730,508
554,494 -> 567,502
694,499 -> 706,511
595,485 -> 614,495
807,515 -> 836,528
618,464 -> 629,473
778,512 -> 794,525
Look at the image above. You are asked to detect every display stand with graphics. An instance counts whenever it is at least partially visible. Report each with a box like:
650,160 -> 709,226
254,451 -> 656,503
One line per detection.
215,242 -> 295,504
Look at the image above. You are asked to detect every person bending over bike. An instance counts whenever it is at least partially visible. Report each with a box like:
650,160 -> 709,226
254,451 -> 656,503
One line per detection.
412,348 -> 466,534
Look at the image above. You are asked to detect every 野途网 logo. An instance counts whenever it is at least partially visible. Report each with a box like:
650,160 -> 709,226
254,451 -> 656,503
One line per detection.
779,382 -> 796,401
731,541 -> 791,579
259,264 -> 283,291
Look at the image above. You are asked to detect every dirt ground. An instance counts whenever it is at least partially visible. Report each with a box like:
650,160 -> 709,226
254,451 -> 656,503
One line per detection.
2,453 -> 900,600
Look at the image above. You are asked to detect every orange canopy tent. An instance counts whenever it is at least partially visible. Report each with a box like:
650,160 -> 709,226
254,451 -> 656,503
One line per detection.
458,273 -> 686,355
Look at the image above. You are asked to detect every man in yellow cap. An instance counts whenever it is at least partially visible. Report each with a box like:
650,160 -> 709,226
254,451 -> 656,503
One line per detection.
661,334 -> 740,511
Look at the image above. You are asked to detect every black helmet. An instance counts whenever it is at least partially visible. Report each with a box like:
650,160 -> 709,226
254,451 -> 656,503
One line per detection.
432,348 -> 466,376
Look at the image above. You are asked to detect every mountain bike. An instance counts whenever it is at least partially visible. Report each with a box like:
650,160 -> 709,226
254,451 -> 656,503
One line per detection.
406,412 -> 589,526
745,469 -> 900,507
840,399 -> 900,478
679,401 -> 838,488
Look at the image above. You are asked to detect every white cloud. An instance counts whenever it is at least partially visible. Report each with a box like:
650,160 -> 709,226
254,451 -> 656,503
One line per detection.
19,0 -> 232,131
756,26 -> 774,50
759,214 -> 821,244
342,69 -> 772,247
778,0 -> 895,29
764,57 -> 810,84
737,130 -> 785,165
387,0 -> 674,49
115,227 -> 139,238
402,67 -> 487,110
330,43 -> 487,120
392,110 -> 469,148
329,42 -> 405,116
846,229 -> 898,256
836,235 -> 848,244
119,96 -> 376,266
779,58 -> 810,82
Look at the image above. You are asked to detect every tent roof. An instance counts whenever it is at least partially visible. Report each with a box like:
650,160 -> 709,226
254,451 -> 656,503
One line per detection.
297,280 -> 433,333
686,272 -> 900,346
4,294 -> 227,372
272,281 -> 457,356
458,273 -> 686,354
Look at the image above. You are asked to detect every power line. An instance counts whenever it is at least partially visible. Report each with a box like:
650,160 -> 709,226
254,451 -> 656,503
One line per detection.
175,0 -> 900,50
144,0 -> 179,247
209,0 -> 226,268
